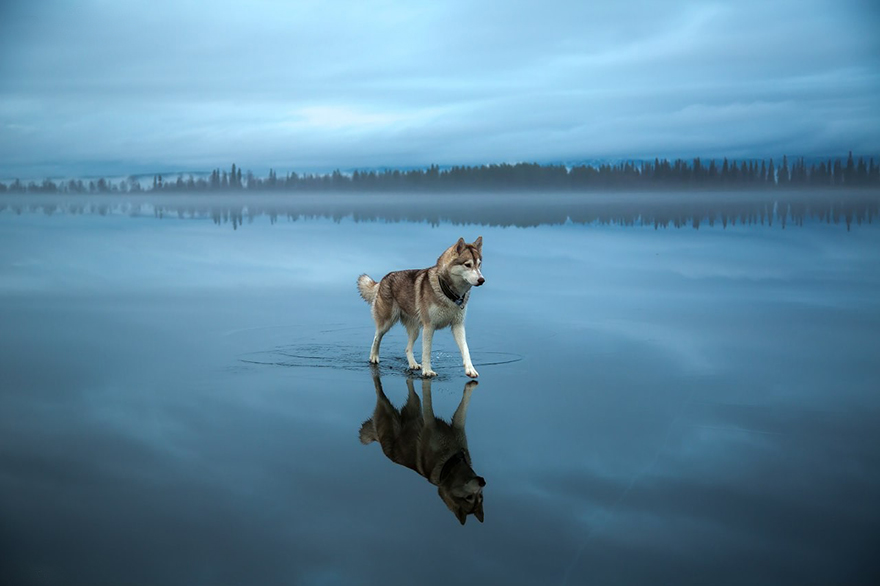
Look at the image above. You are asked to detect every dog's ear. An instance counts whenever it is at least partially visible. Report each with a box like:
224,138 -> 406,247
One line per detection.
472,236 -> 482,251
456,507 -> 468,525
455,237 -> 466,253
474,501 -> 484,523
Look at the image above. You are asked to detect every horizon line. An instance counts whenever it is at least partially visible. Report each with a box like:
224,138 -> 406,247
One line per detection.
2,151 -> 879,183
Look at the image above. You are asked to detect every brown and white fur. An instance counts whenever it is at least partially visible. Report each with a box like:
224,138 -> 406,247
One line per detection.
359,370 -> 485,525
357,237 -> 484,378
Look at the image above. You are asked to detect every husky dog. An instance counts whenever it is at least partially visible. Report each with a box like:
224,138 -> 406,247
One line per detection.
357,237 -> 484,378
359,371 -> 485,525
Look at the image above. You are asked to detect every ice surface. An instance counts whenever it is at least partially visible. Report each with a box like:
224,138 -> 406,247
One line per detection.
1,192 -> 878,585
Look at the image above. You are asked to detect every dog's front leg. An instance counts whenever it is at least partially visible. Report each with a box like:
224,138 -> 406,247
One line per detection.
452,322 -> 479,378
421,324 -> 437,377
452,380 -> 477,430
420,378 -> 435,422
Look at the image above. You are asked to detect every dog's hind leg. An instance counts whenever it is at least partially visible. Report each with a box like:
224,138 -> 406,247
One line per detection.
402,378 -> 422,419
369,320 -> 393,364
369,301 -> 397,364
404,321 -> 421,370
360,367 -> 385,445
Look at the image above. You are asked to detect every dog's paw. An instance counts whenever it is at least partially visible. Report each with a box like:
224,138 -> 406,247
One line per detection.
422,368 -> 438,378
408,362 -> 422,370
369,356 -> 380,364
465,366 -> 480,378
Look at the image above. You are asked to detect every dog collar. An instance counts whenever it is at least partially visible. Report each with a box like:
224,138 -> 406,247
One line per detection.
439,450 -> 467,482
439,277 -> 465,306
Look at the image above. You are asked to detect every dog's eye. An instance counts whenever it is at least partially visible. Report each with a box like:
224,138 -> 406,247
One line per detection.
465,262 -> 473,268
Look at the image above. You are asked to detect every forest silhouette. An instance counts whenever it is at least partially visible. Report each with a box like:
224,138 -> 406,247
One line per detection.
4,191 -> 876,232
1,153 -> 878,195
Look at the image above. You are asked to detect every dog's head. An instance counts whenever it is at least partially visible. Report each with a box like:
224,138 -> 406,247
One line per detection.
440,236 -> 484,287
438,465 -> 485,525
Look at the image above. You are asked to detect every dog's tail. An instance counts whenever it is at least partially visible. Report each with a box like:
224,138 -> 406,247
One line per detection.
359,419 -> 377,444
357,274 -> 379,304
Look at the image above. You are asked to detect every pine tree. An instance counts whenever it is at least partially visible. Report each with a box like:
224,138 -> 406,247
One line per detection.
844,151 -> 855,185
779,155 -> 789,185
856,157 -> 867,185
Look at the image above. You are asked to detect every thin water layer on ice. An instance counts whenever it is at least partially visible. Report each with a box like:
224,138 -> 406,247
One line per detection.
1,192 -> 879,585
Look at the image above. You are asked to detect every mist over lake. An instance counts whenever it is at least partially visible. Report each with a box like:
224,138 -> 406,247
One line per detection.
1,190 -> 878,585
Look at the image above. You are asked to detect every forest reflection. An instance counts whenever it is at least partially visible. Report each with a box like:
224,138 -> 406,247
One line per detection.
1,191 -> 877,231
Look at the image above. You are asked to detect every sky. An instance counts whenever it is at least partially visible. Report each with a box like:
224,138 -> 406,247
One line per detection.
1,0 -> 878,179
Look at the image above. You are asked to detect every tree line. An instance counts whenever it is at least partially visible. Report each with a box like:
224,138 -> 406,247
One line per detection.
6,191 -> 875,232
2,153 -> 878,194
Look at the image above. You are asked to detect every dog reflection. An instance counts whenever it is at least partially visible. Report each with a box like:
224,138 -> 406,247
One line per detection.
359,372 -> 485,525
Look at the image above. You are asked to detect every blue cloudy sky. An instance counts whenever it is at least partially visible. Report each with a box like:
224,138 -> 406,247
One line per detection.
1,0 -> 878,179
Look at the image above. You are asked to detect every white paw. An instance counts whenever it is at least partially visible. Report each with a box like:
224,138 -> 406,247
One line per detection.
369,356 -> 379,364
422,368 -> 438,378
408,362 -> 422,370
465,366 -> 479,378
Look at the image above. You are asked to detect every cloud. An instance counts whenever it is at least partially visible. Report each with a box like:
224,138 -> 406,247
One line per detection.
0,0 -> 878,178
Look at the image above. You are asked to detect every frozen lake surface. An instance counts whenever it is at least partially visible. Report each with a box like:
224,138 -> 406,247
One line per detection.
1,192 -> 879,585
